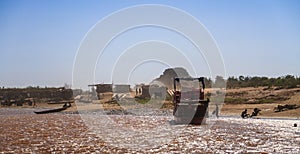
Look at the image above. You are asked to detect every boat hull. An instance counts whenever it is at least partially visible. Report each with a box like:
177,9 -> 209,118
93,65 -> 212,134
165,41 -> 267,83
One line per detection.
173,100 -> 209,125
34,106 -> 68,114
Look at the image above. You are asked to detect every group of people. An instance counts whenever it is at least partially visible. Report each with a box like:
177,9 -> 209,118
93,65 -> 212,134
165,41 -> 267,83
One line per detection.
63,102 -> 72,108
241,108 -> 261,118
211,105 -> 261,119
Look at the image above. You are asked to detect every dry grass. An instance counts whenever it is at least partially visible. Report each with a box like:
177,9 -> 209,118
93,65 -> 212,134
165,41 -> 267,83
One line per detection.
221,87 -> 300,118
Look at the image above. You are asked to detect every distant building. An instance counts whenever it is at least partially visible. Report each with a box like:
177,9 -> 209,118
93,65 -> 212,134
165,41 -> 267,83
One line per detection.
0,87 -> 73,106
88,84 -> 113,93
88,84 -> 113,100
149,84 -> 167,99
135,84 -> 167,99
140,85 -> 150,98
113,84 -> 131,93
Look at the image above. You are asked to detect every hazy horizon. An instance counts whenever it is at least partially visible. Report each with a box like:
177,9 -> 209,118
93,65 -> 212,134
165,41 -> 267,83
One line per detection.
1,68 -> 299,89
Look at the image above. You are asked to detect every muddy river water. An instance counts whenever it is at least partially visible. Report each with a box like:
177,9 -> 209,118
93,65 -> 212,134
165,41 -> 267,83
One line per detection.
0,108 -> 299,153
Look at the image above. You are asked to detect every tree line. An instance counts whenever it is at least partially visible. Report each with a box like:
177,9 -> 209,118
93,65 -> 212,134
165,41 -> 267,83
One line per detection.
204,75 -> 300,89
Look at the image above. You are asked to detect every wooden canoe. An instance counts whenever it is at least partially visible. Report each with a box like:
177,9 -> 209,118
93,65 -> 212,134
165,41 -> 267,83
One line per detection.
34,106 -> 68,114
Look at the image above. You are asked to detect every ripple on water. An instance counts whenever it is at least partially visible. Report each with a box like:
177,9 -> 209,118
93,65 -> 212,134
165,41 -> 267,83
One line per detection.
0,108 -> 299,153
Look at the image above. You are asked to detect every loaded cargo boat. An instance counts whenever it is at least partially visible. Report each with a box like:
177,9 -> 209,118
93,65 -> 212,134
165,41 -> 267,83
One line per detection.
172,77 -> 210,125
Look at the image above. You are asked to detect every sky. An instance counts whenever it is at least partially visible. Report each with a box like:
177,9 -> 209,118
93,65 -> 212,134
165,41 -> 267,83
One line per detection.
0,0 -> 300,88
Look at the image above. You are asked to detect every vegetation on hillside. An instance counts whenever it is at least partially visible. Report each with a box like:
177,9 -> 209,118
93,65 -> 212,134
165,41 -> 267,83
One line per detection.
226,75 -> 300,89
201,75 -> 300,89
154,68 -> 300,89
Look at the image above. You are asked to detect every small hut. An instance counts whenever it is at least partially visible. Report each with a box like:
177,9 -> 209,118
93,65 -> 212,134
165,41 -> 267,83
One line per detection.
113,84 -> 131,93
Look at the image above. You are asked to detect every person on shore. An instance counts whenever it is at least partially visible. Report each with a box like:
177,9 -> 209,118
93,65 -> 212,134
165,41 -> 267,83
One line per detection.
241,109 -> 249,118
63,102 -> 71,108
250,108 -> 261,117
214,104 -> 219,118
63,102 -> 68,108
32,98 -> 36,108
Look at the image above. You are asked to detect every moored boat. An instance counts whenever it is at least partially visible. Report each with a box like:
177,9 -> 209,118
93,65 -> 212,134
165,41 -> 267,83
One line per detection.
34,103 -> 71,114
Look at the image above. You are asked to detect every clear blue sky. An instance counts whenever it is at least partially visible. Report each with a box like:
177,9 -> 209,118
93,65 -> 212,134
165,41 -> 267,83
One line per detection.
1,0 -> 300,88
